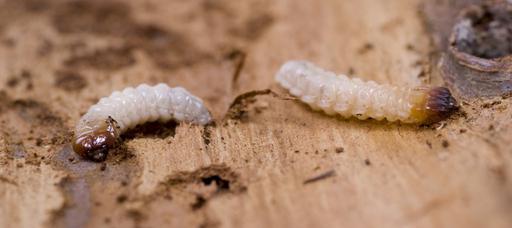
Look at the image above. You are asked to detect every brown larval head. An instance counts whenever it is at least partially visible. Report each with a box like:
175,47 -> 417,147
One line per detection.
410,87 -> 459,124
72,117 -> 120,162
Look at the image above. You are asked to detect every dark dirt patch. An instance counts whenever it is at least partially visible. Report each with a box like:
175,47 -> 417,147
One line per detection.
5,70 -> 33,90
160,164 -> 246,212
52,1 -> 132,36
106,144 -> 137,165
481,100 -> 501,109
225,89 -> 277,120
0,175 -> 18,186
452,4 -> 512,59
422,0 -> 512,98
51,0 -> 275,71
122,121 -> 178,140
64,46 -> 135,71
129,24 -> 212,69
191,195 -> 207,210
358,42 -> 375,55
112,164 -> 239,227
18,0 -> 52,13
6,77 -> 20,88
54,70 -> 87,92
201,0 -> 233,16
201,175 -> 231,191
52,1 -> 211,70
100,163 -> 107,171
199,0 -> 275,42
0,90 -> 11,113
116,194 -> 128,204
5,96 -> 64,129
442,140 -> 450,148
201,123 -> 216,147
164,164 -> 245,193
231,13 -> 275,41
126,209 -> 146,223
0,92 -> 68,160
0,0 -> 51,30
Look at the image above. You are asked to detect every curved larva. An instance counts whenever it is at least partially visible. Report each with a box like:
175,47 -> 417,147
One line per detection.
276,61 -> 458,123
73,83 -> 212,162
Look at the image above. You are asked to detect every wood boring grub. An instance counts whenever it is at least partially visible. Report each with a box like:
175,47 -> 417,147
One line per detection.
276,61 -> 459,124
72,84 -> 211,162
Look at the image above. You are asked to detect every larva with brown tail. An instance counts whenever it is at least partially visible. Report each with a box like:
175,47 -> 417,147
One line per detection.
73,83 -> 212,162
276,61 -> 458,123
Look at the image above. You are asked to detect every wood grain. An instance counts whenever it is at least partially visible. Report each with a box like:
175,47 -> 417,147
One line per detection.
0,0 -> 511,227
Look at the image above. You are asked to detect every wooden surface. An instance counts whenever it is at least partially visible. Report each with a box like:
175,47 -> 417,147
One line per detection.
0,0 -> 511,227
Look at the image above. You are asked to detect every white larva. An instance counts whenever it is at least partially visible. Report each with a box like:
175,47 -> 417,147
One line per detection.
73,83 -> 212,161
276,60 -> 458,123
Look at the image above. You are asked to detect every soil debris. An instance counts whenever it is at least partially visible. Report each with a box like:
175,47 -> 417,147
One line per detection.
202,123 -> 216,146
54,70 -> 87,92
116,194 -> 128,204
358,42 -> 375,55
225,49 -> 247,87
451,3 -> 512,60
122,121 -> 178,140
191,195 -> 207,210
0,175 -> 18,186
225,89 -> 278,120
442,140 -> 450,148
231,13 -> 275,41
52,1 -> 211,70
303,170 -> 336,185
64,46 -> 135,71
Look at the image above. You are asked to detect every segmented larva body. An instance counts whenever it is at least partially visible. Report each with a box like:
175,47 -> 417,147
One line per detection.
276,61 -> 458,123
73,83 -> 212,161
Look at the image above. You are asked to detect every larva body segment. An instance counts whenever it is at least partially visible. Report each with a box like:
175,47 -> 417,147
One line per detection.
73,83 -> 212,162
276,61 -> 458,123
